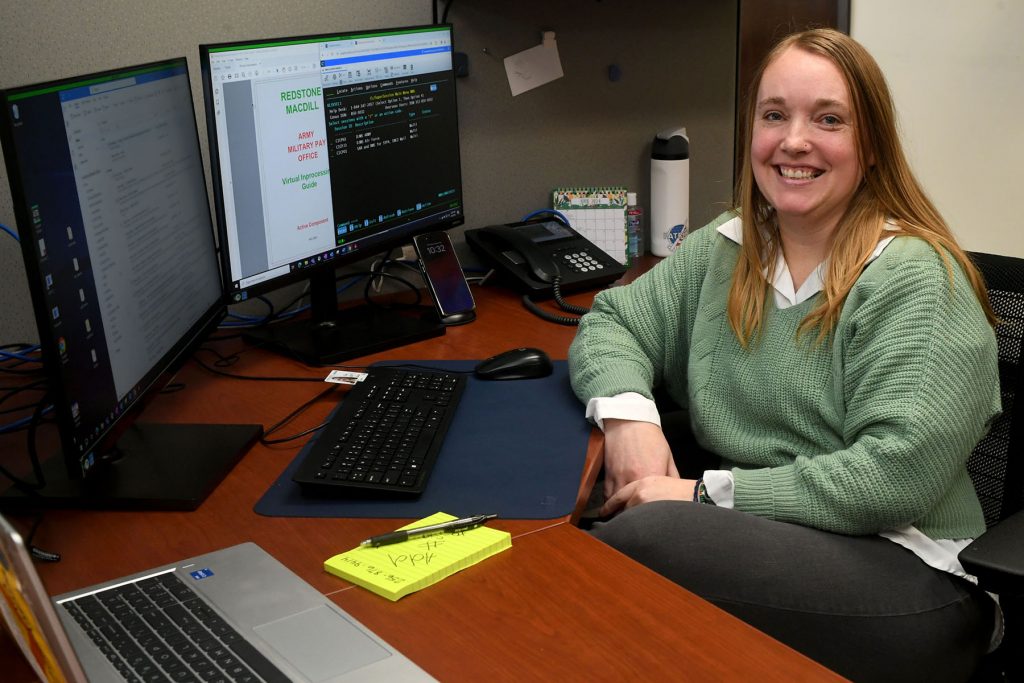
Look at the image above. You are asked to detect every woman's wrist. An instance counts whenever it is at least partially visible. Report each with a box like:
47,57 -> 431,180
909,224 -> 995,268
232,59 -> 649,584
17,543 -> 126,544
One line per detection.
692,478 -> 716,505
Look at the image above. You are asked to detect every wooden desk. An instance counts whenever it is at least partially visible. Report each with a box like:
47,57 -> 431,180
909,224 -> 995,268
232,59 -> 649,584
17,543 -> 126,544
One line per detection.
0,280 -> 842,681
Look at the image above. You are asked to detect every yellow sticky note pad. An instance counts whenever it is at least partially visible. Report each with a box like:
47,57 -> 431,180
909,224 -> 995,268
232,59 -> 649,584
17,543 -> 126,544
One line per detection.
324,513 -> 512,601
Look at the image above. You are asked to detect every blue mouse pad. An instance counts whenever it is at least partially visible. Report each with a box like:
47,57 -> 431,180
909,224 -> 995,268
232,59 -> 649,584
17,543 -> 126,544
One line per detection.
253,360 -> 592,519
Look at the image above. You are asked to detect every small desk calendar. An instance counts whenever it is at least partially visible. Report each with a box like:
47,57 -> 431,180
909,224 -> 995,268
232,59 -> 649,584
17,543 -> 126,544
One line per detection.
552,186 -> 629,264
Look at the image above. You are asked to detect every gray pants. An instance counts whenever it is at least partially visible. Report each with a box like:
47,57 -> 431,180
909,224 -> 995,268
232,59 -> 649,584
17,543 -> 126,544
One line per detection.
589,501 -> 995,682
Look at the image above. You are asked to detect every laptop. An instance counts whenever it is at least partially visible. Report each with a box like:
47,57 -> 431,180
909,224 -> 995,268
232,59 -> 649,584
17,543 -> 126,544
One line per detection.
0,514 -> 434,682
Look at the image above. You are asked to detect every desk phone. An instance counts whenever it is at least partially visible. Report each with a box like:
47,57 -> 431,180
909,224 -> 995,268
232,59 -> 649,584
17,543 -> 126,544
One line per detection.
465,218 -> 626,298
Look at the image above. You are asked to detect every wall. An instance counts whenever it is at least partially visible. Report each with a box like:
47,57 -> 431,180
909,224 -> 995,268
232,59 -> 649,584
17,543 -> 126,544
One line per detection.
851,0 -> 1023,256
0,0 -> 738,343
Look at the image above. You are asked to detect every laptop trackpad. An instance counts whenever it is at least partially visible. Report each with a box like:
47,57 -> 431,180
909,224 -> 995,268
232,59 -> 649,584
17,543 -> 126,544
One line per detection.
254,605 -> 390,680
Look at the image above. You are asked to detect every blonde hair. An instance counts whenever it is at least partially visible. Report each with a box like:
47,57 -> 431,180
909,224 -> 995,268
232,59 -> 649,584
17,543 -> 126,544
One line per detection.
730,28 -> 994,346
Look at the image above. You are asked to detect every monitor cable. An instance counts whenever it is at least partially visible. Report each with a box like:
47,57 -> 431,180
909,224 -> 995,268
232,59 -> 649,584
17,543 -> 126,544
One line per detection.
363,261 -> 424,310
0,343 -> 45,375
259,384 -> 339,445
0,390 -> 49,494
193,348 -> 324,383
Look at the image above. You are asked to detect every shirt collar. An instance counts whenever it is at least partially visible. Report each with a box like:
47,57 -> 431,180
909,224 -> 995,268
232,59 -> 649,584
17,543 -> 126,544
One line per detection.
716,216 -> 896,309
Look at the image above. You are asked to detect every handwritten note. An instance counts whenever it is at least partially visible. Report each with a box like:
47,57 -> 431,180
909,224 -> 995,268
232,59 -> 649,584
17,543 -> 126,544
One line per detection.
323,513 -> 512,601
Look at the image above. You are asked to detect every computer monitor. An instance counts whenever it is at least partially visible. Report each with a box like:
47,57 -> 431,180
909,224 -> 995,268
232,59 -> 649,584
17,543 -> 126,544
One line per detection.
0,58 -> 261,509
200,23 -> 465,366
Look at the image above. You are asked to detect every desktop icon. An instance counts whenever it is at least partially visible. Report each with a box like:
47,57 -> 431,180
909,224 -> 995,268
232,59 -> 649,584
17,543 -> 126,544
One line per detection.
51,305 -> 60,320
44,273 -> 53,289
57,336 -> 67,355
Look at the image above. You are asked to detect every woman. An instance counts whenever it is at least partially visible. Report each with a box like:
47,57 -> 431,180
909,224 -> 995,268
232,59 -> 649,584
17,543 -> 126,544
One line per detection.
569,28 -> 1000,682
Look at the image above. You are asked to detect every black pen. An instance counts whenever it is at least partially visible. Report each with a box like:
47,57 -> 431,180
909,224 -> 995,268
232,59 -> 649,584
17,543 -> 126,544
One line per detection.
359,514 -> 498,548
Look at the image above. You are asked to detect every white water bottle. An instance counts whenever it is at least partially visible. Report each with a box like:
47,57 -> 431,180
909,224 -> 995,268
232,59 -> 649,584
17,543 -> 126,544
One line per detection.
650,127 -> 689,257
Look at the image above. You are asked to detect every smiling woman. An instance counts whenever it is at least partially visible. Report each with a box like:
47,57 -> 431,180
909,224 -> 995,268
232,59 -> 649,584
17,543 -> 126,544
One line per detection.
569,28 -> 1003,682
751,49 -> 861,258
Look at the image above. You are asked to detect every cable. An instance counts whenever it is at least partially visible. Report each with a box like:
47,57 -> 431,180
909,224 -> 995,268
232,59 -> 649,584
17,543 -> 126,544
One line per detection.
0,405 -> 52,435
522,277 -> 591,326
192,351 -> 323,383
0,347 -> 43,363
0,222 -> 18,242
213,273 -> 367,335
370,362 -> 475,375
0,392 -> 49,493
520,208 -> 572,227
522,295 -> 581,326
552,278 -> 591,315
25,514 -> 61,563
0,401 -> 47,416
363,267 -> 423,309
222,295 -> 275,324
440,0 -> 455,24
259,384 -> 339,445
0,378 -> 48,407
0,346 -> 47,374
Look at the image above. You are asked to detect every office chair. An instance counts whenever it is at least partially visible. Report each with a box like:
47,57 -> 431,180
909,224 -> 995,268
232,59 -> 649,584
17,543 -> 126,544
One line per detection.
958,251 -> 1024,681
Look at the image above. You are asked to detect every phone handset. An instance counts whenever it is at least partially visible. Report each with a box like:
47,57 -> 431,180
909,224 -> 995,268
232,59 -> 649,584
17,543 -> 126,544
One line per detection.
478,226 -> 560,284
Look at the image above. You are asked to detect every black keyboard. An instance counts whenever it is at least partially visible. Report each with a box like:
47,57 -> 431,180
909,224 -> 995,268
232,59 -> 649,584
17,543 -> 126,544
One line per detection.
292,366 -> 466,495
61,571 -> 288,682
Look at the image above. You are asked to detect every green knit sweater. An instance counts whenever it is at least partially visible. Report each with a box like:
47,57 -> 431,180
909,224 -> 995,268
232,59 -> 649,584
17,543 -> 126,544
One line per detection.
569,212 -> 1000,539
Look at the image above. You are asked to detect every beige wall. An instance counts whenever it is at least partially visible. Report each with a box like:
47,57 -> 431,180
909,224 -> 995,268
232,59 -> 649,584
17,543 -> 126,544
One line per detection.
852,0 -> 1023,256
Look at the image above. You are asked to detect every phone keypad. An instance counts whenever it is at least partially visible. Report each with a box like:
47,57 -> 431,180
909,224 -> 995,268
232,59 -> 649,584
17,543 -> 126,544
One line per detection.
558,249 -> 605,273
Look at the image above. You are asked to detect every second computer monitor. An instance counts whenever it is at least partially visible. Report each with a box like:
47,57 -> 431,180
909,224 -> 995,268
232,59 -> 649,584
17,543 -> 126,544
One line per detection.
0,58 -> 259,508
201,24 -> 465,365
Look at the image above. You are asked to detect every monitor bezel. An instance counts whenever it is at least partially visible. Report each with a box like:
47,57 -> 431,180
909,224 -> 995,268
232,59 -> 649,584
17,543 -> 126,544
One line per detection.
0,57 -> 229,481
198,23 -> 466,308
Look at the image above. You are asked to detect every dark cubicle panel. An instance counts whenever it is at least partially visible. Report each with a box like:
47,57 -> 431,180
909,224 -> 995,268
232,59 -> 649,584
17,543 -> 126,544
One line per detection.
734,0 -> 850,182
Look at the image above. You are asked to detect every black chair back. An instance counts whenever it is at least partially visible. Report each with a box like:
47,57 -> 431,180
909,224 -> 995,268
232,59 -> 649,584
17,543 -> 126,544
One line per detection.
967,251 -> 1024,527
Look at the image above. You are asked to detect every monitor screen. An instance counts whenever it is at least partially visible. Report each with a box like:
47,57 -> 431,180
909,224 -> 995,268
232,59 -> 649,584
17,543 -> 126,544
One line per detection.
0,58 -> 259,508
201,24 -> 465,365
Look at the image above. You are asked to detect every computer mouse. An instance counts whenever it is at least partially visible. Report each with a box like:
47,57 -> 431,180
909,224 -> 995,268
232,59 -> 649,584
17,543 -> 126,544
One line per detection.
474,347 -> 553,381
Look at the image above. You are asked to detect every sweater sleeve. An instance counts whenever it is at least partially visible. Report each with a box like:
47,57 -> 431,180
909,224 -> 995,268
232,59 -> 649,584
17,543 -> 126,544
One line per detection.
733,248 -> 1000,537
568,213 -> 729,405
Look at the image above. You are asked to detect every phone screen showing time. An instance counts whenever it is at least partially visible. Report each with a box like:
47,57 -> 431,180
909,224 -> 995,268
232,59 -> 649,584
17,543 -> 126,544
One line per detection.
414,231 -> 475,321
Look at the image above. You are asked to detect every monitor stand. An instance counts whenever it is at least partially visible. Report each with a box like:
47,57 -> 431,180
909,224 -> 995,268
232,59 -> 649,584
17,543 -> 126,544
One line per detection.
0,422 -> 261,511
243,269 -> 445,366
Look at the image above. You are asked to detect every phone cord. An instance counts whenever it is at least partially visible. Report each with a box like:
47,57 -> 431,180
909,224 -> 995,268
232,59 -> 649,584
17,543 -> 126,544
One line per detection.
552,278 -> 590,315
521,277 -> 590,326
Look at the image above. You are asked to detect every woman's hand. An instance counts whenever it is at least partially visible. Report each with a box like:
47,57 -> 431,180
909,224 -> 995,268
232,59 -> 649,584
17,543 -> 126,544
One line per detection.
600,476 -> 697,517
601,419 -> 679,498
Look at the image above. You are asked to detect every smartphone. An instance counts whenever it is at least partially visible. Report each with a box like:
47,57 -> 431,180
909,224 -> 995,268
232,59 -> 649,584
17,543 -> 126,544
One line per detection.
413,231 -> 476,326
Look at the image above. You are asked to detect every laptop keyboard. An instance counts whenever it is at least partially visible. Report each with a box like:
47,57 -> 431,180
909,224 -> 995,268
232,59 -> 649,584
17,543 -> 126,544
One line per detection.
291,367 -> 466,495
61,571 -> 289,682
